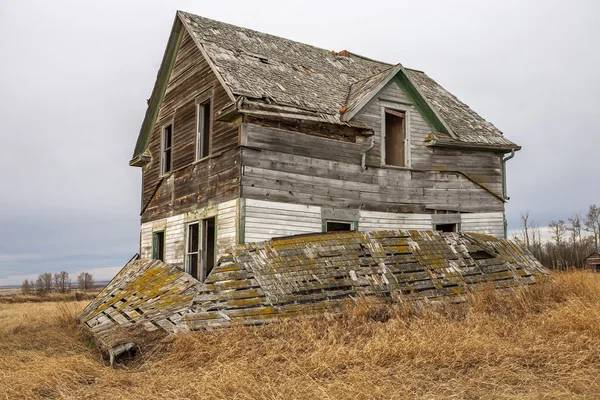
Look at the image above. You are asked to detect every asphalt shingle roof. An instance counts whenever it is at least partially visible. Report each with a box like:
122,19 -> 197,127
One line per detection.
178,11 -> 518,149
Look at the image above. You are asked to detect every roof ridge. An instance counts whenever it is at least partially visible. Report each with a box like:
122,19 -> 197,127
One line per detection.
178,10 -> 388,64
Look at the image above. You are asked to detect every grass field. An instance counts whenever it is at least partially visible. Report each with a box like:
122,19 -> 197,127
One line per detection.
1,271 -> 600,399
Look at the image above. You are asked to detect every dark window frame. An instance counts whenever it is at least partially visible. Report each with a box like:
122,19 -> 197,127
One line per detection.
324,220 -> 356,233
152,230 -> 165,261
382,107 -> 411,168
195,89 -> 214,162
160,124 -> 173,175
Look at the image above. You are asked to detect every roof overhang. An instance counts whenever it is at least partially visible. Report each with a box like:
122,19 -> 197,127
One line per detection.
425,136 -> 522,153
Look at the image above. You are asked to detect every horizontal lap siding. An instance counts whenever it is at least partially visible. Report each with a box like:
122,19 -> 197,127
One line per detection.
461,212 -> 505,237
241,199 -> 505,244
244,199 -> 322,243
359,211 -> 432,231
240,144 -> 503,214
217,200 -> 238,256
143,148 -> 241,223
142,29 -> 239,218
353,80 -> 504,198
139,200 -> 238,268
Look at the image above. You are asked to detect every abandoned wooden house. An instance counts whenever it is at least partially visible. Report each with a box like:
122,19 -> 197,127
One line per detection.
585,251 -> 600,272
78,12 -> 549,344
130,11 -> 522,284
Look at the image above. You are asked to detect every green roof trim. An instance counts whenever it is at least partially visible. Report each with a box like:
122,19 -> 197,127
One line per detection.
131,17 -> 184,162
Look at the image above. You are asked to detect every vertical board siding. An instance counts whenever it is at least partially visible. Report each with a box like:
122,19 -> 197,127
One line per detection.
353,80 -> 503,197
244,199 -> 322,243
461,212 -> 505,237
142,29 -> 239,213
139,201 -> 238,268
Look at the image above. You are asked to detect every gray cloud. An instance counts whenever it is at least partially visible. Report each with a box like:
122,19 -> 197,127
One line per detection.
1,0 -> 598,284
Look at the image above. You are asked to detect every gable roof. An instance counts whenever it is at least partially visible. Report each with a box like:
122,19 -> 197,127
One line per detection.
585,250 -> 600,260
132,11 -> 519,161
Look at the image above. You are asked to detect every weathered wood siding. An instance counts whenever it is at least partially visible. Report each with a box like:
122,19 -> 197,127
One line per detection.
140,200 -> 238,268
242,199 -> 505,241
353,80 -> 503,197
142,148 -> 241,223
585,252 -> 600,272
359,211 -> 433,231
461,212 -> 505,238
241,124 -> 503,214
244,199 -> 322,243
141,29 -> 239,218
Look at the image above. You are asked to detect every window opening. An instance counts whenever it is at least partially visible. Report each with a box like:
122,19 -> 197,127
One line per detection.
161,125 -> 172,175
384,109 -> 405,166
195,100 -> 211,160
435,223 -> 457,233
152,231 -> 165,261
326,221 -> 353,232
186,223 -> 200,279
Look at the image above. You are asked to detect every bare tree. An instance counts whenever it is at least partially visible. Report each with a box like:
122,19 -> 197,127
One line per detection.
567,213 -> 582,244
584,205 -> 600,250
520,211 -> 533,248
35,272 -> 53,295
548,220 -> 567,246
53,271 -> 71,293
21,279 -> 33,295
77,272 -> 95,291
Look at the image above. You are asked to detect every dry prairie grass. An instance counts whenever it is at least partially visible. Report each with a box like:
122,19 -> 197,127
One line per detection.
2,271 -> 600,399
0,291 -> 100,304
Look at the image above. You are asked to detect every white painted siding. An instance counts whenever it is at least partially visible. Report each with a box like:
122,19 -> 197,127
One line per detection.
164,214 -> 185,267
139,200 -> 238,267
140,222 -> 153,259
217,200 -> 238,256
359,211 -> 433,231
244,198 -> 322,243
461,212 -> 505,238
242,200 -> 505,242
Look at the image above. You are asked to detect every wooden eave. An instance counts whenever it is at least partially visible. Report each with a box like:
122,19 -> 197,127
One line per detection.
425,136 -> 522,153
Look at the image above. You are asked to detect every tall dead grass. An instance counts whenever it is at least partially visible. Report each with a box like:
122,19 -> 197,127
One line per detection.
2,271 -> 600,399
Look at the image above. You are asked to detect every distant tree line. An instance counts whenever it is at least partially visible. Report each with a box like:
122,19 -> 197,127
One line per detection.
515,204 -> 600,270
21,271 -> 95,295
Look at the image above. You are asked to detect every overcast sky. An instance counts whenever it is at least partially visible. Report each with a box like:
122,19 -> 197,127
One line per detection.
0,0 -> 598,285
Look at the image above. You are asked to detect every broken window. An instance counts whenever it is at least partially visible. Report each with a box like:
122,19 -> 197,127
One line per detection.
202,217 -> 216,281
195,100 -> 211,161
152,231 -> 165,261
435,223 -> 457,233
161,124 -> 172,175
384,109 -> 405,167
185,217 -> 216,282
326,220 -> 354,232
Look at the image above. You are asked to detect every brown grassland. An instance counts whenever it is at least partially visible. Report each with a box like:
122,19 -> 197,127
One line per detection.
1,271 -> 600,399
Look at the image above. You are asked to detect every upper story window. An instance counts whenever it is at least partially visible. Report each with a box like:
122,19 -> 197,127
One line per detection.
160,124 -> 172,175
195,99 -> 211,161
383,108 -> 410,167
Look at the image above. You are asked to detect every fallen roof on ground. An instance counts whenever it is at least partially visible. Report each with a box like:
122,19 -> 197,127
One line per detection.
79,230 -> 548,343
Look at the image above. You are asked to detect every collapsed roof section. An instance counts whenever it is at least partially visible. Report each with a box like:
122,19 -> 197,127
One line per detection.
131,11 -> 519,163
79,230 -> 548,341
